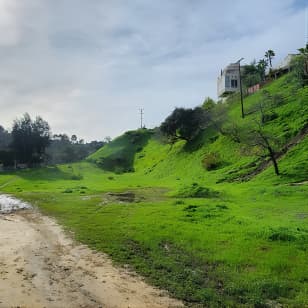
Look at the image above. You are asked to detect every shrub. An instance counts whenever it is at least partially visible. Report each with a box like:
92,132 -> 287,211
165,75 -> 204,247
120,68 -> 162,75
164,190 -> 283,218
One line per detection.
183,205 -> 199,212
261,112 -> 278,123
71,174 -> 83,180
173,200 -> 185,205
268,228 -> 296,242
271,94 -> 285,107
176,183 -> 219,198
202,152 -> 222,170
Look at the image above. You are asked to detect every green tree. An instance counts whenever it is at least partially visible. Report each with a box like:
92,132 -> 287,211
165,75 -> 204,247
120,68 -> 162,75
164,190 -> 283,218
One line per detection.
257,59 -> 268,81
160,107 -> 208,143
11,113 -> 51,165
242,60 -> 261,87
0,125 -> 11,150
265,49 -> 275,67
291,44 -> 308,87
202,97 -> 216,111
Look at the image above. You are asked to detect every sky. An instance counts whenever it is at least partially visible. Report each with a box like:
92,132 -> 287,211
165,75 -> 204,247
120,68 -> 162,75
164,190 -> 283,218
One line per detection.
0,0 -> 307,141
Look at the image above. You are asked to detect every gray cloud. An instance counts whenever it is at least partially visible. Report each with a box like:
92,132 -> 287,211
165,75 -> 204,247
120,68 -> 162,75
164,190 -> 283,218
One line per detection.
0,0 -> 307,140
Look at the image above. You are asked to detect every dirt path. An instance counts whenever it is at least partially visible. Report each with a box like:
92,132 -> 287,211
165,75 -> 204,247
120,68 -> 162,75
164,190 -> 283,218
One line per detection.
0,209 -> 183,308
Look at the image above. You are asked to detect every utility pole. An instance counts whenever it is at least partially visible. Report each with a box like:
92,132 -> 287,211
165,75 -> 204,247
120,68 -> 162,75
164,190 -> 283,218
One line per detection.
237,57 -> 244,118
306,7 -> 308,46
139,108 -> 144,129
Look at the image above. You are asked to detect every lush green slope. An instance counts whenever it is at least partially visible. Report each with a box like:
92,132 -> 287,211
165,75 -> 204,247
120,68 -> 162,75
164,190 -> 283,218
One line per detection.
1,73 -> 308,306
87,129 -> 153,173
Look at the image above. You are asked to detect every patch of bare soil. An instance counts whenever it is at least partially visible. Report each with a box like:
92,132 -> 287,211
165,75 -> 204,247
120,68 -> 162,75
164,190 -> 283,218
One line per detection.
0,209 -> 183,308
102,188 -> 169,205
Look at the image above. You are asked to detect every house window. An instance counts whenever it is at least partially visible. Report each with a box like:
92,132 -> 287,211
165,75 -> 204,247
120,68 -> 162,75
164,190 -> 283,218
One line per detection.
225,76 -> 230,87
231,79 -> 238,88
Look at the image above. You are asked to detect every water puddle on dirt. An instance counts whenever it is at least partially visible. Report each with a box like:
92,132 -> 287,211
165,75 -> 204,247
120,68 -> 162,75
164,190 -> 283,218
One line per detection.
0,194 -> 31,213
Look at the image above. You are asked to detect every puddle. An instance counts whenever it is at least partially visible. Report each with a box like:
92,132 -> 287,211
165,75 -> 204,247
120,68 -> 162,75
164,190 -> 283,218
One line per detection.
0,194 -> 32,213
103,188 -> 169,204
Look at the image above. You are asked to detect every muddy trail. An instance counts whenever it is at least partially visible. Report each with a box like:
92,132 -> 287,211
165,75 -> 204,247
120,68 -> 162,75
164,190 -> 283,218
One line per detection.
0,203 -> 183,308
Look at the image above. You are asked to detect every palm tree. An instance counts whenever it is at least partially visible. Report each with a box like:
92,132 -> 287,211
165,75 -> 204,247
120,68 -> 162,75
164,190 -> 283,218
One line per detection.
265,50 -> 275,67
257,59 -> 268,81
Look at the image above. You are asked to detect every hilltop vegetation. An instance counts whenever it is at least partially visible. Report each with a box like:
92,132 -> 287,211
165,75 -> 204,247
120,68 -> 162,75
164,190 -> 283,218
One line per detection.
0,72 -> 308,306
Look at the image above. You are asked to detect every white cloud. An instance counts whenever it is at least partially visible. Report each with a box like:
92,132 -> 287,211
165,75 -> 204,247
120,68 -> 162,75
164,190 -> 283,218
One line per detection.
0,0 -> 20,46
0,0 -> 307,140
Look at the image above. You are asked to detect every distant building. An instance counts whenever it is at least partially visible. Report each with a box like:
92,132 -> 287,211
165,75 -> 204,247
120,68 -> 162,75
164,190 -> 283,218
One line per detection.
272,54 -> 297,78
217,62 -> 240,98
275,54 -> 297,71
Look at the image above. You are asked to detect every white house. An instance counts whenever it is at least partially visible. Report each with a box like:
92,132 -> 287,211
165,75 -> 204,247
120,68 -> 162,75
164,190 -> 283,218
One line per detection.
217,62 -> 241,97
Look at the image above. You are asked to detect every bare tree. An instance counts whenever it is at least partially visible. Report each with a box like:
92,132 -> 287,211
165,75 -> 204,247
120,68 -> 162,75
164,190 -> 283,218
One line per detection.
241,103 -> 280,175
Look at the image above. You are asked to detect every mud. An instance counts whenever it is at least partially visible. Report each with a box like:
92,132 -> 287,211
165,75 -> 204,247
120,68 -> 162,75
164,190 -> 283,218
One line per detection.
0,208 -> 183,308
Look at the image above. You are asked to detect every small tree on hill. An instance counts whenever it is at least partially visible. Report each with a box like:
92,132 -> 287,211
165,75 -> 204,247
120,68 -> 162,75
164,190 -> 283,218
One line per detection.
242,60 -> 261,87
257,59 -> 268,81
243,120 -> 280,175
202,97 -> 216,111
160,107 -> 208,143
291,44 -> 308,87
234,101 -> 280,176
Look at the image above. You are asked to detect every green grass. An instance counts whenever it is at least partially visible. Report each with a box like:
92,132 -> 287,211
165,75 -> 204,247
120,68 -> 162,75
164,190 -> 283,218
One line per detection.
87,129 -> 153,173
1,73 -> 308,306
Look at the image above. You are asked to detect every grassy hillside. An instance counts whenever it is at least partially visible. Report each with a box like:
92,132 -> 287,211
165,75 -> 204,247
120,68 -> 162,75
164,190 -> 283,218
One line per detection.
87,129 -> 153,173
1,73 -> 308,306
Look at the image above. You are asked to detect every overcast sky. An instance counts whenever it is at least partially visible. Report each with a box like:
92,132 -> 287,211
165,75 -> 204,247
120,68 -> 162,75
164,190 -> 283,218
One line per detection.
0,0 -> 307,140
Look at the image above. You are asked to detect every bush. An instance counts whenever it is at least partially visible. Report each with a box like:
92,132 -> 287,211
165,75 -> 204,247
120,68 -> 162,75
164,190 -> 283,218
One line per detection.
71,174 -> 83,180
160,107 -> 209,143
268,228 -> 296,242
261,112 -> 278,123
202,152 -> 222,170
271,94 -> 285,107
173,200 -> 185,205
176,183 -> 219,198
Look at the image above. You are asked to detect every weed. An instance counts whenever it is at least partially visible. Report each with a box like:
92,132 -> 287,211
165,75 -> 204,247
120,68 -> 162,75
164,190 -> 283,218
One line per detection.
268,228 -> 297,242
183,205 -> 199,212
173,200 -> 185,205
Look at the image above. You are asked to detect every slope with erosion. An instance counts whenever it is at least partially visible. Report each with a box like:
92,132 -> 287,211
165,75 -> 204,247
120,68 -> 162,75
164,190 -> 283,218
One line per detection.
0,73 -> 308,306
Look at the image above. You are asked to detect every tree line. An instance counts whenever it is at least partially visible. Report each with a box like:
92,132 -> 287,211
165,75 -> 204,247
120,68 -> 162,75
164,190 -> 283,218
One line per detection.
0,113 -> 107,168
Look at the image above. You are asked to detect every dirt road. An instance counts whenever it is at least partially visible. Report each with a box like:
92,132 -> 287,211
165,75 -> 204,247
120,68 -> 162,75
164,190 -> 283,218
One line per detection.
0,209 -> 183,308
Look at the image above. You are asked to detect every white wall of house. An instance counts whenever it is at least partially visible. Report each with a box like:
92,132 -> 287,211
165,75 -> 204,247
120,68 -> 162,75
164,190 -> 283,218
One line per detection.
275,54 -> 297,71
217,63 -> 240,97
